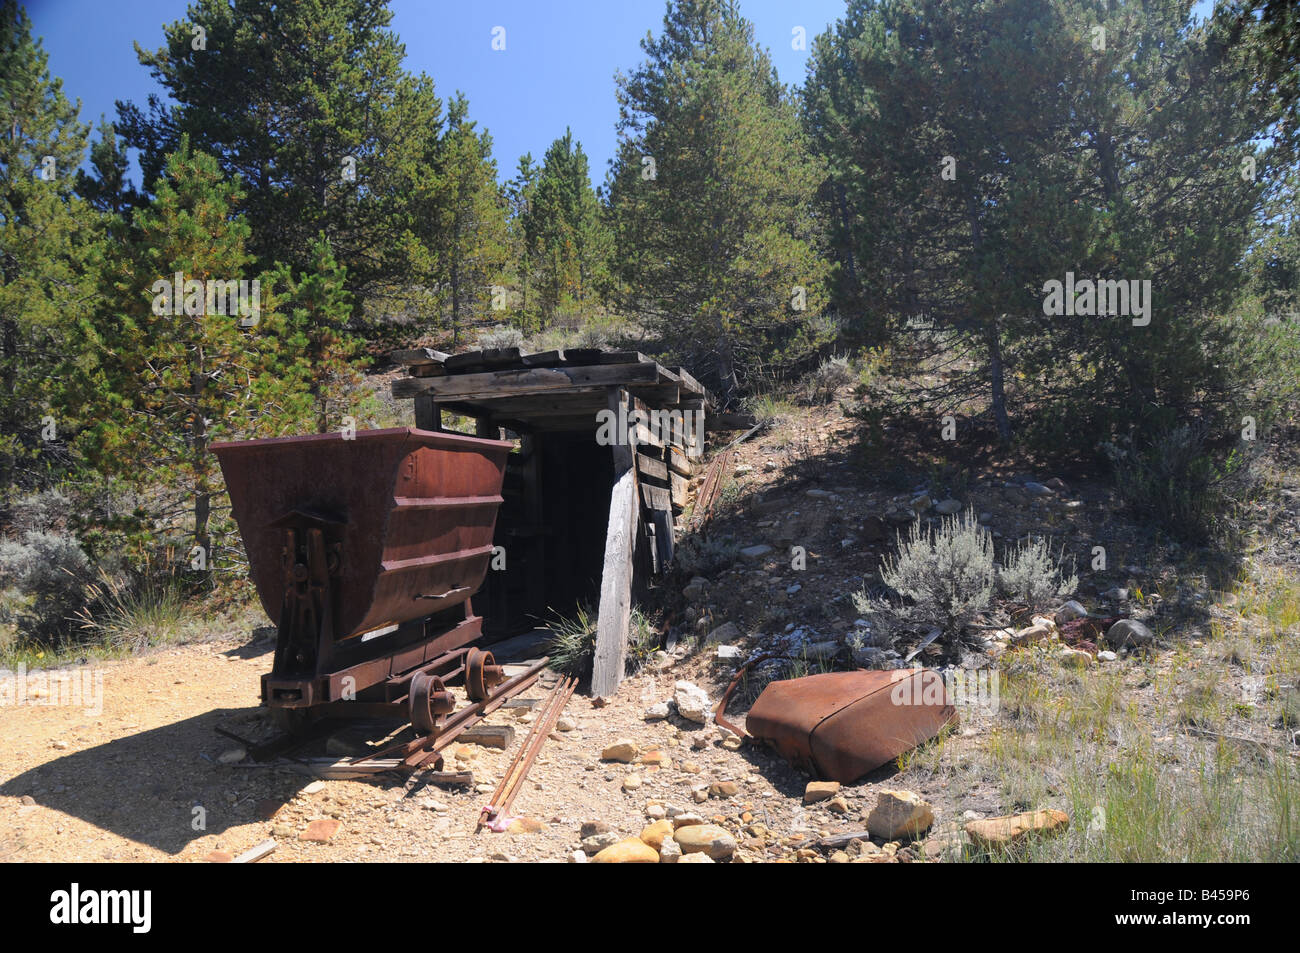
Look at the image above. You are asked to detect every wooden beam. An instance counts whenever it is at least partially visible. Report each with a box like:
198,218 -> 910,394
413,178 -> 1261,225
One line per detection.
670,471 -> 689,509
414,396 -> 441,431
392,347 -> 450,366
641,482 -> 672,512
392,362 -> 661,400
636,452 -> 668,483
592,388 -> 639,699
667,444 -> 693,477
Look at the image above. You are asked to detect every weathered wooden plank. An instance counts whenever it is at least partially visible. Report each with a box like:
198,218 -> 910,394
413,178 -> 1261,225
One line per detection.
561,348 -> 603,365
670,471 -> 689,508
458,723 -> 515,749
392,362 -> 661,400
670,366 -> 706,397
233,839 -> 278,863
520,349 -> 566,367
667,444 -> 693,477
392,347 -> 450,366
444,349 -> 486,370
409,363 -> 448,377
641,482 -> 672,512
598,350 -> 651,365
591,388 -> 639,699
636,452 -> 668,483
649,507 -> 674,569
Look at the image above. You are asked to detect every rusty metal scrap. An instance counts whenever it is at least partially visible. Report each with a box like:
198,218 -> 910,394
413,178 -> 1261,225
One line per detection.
716,659 -> 957,784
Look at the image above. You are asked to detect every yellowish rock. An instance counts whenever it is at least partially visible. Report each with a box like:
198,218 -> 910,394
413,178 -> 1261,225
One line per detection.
639,819 -> 675,851
592,838 -> 660,863
674,823 -> 737,860
602,739 -> 640,762
804,780 -> 841,804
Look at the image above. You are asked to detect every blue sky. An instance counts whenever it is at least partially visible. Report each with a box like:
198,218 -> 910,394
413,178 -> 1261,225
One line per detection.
26,0 -> 848,190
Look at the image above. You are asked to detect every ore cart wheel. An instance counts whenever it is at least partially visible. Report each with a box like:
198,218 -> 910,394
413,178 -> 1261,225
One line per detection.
464,648 -> 499,702
410,672 -> 454,735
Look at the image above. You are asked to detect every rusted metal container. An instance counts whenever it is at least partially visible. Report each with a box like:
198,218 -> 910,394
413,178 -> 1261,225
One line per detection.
744,669 -> 957,783
215,427 -> 510,640
213,427 -> 511,714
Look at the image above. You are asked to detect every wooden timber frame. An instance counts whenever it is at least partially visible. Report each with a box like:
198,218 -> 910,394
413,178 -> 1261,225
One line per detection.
390,346 -> 717,697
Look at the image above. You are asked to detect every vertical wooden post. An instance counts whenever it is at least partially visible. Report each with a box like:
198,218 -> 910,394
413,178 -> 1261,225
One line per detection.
592,387 -> 638,698
414,395 -> 441,432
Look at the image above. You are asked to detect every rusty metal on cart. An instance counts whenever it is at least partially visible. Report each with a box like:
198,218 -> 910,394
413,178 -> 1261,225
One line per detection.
715,656 -> 958,784
477,675 -> 577,832
212,427 -> 511,716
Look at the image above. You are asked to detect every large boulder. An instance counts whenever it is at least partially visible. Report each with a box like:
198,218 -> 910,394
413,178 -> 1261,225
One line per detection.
673,681 -> 712,724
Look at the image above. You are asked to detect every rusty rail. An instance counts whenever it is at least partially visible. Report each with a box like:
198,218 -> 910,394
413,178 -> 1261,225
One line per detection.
477,675 -> 576,832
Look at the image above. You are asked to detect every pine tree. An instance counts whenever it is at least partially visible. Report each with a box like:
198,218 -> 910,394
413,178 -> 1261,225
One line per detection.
606,0 -> 830,397
75,118 -> 137,215
0,3 -> 94,496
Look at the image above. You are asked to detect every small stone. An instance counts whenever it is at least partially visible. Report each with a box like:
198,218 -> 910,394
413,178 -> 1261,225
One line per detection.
217,747 -> 246,764
506,816 -> 546,834
673,680 -> 712,724
1101,587 -> 1130,601
568,850 -> 588,863
601,739 -> 640,762
691,785 -> 709,803
709,780 -> 739,799
867,789 -> 934,839
827,796 -> 850,815
739,544 -> 774,562
639,819 -> 675,850
622,774 -> 642,792
671,812 -> 707,829
644,702 -> 670,721
674,823 -> 737,860
1010,624 -> 1054,647
592,838 -> 660,863
804,780 -> 841,804
965,809 -> 1069,849
204,850 -> 234,863
300,818 -> 341,842
829,850 -> 850,864
659,837 -> 682,863
720,735 -> 742,751
1059,648 -> 1095,668
934,498 -> 962,515
581,831 -> 620,854
1106,619 -> 1154,649
1097,650 -> 1118,662
678,852 -> 715,863
705,621 -> 742,645
579,820 -> 611,838
302,780 -> 326,795
1057,600 -> 1089,623
555,716 -> 577,732
680,761 -> 702,774
639,749 -> 670,767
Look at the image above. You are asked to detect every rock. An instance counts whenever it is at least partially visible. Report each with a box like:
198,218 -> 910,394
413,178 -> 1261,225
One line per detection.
1010,623 -> 1054,647
1059,648 -> 1095,668
302,780 -> 326,795
659,837 -> 682,863
674,824 -> 737,860
909,494 -> 932,512
720,735 -> 742,751
644,702 -> 671,721
934,498 -> 962,515
866,789 -> 934,839
592,838 -> 660,863
622,774 -> 642,792
1101,587 -> 1130,601
601,739 -> 640,762
1106,619 -> 1154,649
639,749 -> 670,768
804,780 -> 841,804
709,780 -> 739,799
556,716 -> 577,732
705,621 -> 742,645
1044,477 -> 1069,492
300,819 -> 341,842
1022,481 -> 1054,497
734,464 -> 754,476
581,831 -> 620,854
678,852 -> 715,863
682,576 -> 709,604
646,802 -> 666,820
217,747 -> 246,765
806,488 -> 836,499
1057,600 -> 1089,623
740,544 -> 774,562
1097,650 -> 1118,662
965,809 -> 1069,849
691,784 -> 709,803
715,644 -> 742,659
801,641 -> 840,661
580,820 -> 612,838
673,680 -> 712,724
204,850 -> 234,863
568,850 -> 588,863
507,816 -> 546,834
671,812 -> 707,829
639,819 -> 675,850
827,796 -> 850,815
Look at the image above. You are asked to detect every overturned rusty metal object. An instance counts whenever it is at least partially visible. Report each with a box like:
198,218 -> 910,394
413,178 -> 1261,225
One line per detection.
717,661 -> 957,784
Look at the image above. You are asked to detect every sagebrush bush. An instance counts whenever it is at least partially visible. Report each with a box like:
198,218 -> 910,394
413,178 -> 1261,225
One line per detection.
803,354 -> 854,403
672,535 -> 740,577
876,508 -> 995,643
999,536 -> 1078,609
9,489 -> 74,534
0,530 -> 94,642
476,324 -> 525,349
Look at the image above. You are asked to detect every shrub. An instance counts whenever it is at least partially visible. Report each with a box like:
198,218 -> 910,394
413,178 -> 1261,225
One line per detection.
0,530 -> 94,643
476,324 -> 525,349
1102,423 -> 1257,543
546,604 -> 656,677
803,354 -> 854,404
998,536 -> 1078,610
672,535 -> 740,577
9,489 -> 74,534
875,508 -> 996,644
